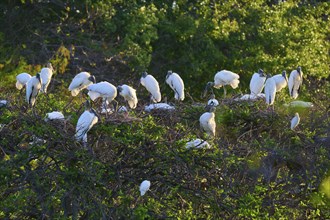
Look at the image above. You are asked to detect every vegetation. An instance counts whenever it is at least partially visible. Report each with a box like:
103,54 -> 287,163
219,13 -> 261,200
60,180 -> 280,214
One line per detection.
0,0 -> 329,219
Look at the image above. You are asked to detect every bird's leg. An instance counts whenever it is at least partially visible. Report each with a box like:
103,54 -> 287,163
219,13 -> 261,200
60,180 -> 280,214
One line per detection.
223,86 -> 227,98
112,99 -> 118,113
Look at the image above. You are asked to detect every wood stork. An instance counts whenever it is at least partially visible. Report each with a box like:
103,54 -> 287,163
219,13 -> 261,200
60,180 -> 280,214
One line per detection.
207,94 -> 219,107
249,69 -> 266,96
264,74 -> 277,105
26,73 -> 42,107
272,70 -> 288,92
165,70 -> 185,101
87,81 -> 117,114
199,105 -> 216,137
144,103 -> 175,112
75,100 -> 99,143
140,72 -> 161,103
288,66 -> 303,99
117,84 -> 138,109
139,180 -> 151,196
204,70 -> 240,98
40,63 -> 53,93
45,111 -> 65,122
290,112 -> 300,130
185,139 -> 210,149
16,73 -> 31,90
68,72 -> 96,96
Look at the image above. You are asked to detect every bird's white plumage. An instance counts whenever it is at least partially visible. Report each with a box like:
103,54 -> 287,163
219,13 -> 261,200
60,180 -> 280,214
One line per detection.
213,70 -> 240,89
75,109 -> 98,142
166,71 -> 185,101
87,81 -> 117,102
235,93 -> 266,101
140,73 -> 161,103
144,103 -> 175,112
26,74 -> 42,107
249,71 -> 266,95
207,98 -> 219,107
118,84 -> 138,109
69,72 -> 95,96
264,77 -> 277,105
290,113 -> 300,130
185,139 -> 210,149
272,71 -> 288,92
288,68 -> 303,99
45,111 -> 65,121
16,73 -> 32,90
139,180 -> 151,196
199,110 -> 216,137
40,63 -> 53,93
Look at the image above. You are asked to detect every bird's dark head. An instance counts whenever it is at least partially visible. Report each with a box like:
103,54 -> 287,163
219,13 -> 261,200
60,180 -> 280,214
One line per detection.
141,71 -> 148,78
88,75 -> 96,84
297,66 -> 302,76
117,86 -> 123,93
47,62 -> 53,71
282,70 -> 288,83
258,69 -> 265,77
205,104 -> 216,113
266,73 -> 272,79
36,73 -> 42,83
202,82 -> 215,98
166,70 -> 173,79
84,99 -> 91,110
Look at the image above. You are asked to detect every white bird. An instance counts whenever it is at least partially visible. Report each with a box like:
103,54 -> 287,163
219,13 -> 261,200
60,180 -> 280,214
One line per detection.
290,113 -> 300,130
75,100 -> 99,143
0,100 -> 8,108
144,103 -> 175,112
68,72 -> 96,96
26,73 -> 42,107
45,111 -> 65,122
117,84 -> 138,109
185,139 -> 210,149
207,94 -> 219,107
16,73 -> 32,90
234,93 -> 266,101
264,74 -> 277,105
249,69 -> 266,96
288,66 -> 303,99
204,70 -> 240,97
87,81 -> 117,112
272,70 -> 288,92
199,105 -> 216,137
165,70 -> 185,101
139,180 -> 151,196
40,63 -> 53,93
140,72 -> 161,103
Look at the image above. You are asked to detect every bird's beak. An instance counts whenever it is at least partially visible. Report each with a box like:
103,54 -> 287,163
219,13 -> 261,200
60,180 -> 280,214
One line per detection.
202,84 -> 209,98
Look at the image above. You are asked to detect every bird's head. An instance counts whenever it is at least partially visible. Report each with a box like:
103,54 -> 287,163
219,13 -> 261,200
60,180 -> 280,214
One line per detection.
117,86 -> 123,93
36,73 -> 42,83
266,73 -> 272,79
282,70 -> 288,83
297,66 -> 302,77
88,75 -> 96,84
84,99 -> 91,110
141,71 -> 148,78
205,104 -> 216,113
47,62 -> 53,71
295,112 -> 299,118
166,70 -> 173,79
202,82 -> 214,98
258,69 -> 265,77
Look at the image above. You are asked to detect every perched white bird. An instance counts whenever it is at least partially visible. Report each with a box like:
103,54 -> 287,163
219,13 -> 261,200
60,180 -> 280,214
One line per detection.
264,74 -> 277,105
16,73 -> 32,90
140,72 -> 161,103
0,100 -> 8,108
26,73 -> 42,107
288,66 -> 303,99
207,94 -> 219,107
68,72 -> 96,96
249,69 -> 266,96
45,111 -> 65,122
144,103 -> 175,112
165,70 -> 185,101
272,70 -> 288,92
204,70 -> 240,97
290,112 -> 300,130
185,139 -> 210,149
139,180 -> 151,196
234,93 -> 265,101
117,84 -> 138,109
87,81 -> 117,112
40,63 -> 53,93
75,100 -> 99,143
199,105 -> 216,137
